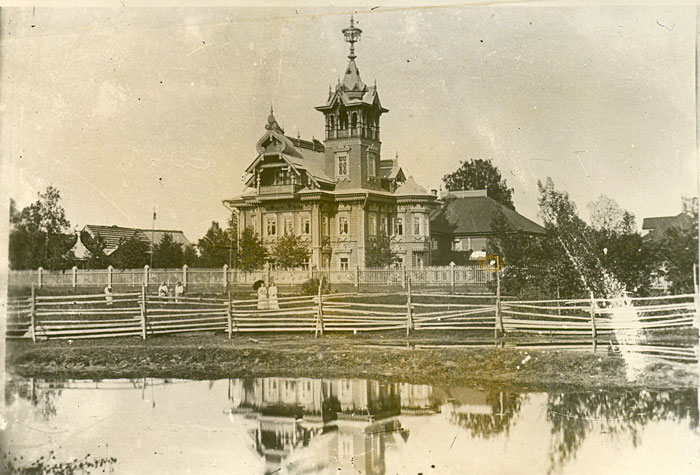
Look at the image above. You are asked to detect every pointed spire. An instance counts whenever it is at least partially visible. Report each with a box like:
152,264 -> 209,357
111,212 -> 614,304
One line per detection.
342,14 -> 362,60
265,106 -> 283,133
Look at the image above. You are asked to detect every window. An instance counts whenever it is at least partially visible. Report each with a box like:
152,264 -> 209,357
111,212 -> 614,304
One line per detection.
274,170 -> 287,185
431,239 -> 438,250
337,155 -> 348,177
284,216 -> 293,235
340,257 -> 349,270
250,215 -> 257,234
301,257 -> 310,271
323,216 -> 329,236
380,216 -> 388,235
338,215 -> 349,235
394,217 -> 403,236
368,213 -> 377,235
266,216 -> 277,236
302,216 -> 311,235
367,153 -> 376,177
414,215 -> 422,236
452,239 -> 462,251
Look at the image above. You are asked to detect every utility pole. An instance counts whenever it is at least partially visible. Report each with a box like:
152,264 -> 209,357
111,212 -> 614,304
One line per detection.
150,206 -> 156,269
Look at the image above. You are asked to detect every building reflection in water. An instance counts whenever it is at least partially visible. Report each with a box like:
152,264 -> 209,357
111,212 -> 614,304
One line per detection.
228,377 -> 441,474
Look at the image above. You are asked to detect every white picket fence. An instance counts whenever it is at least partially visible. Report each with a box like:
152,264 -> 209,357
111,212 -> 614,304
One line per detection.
8,264 -> 494,291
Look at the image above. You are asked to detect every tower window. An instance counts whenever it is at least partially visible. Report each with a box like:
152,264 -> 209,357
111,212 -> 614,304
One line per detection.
338,215 -> 349,235
414,215 -> 422,236
368,213 -> 377,235
337,155 -> 348,177
367,153 -> 376,177
351,112 -> 357,129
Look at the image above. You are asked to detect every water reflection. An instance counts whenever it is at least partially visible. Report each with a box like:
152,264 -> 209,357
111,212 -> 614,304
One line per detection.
3,376 -> 699,474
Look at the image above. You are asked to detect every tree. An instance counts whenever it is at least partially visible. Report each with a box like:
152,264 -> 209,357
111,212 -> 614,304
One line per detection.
81,230 -> 111,269
152,233 -> 184,268
238,227 -> 266,271
197,220 -> 235,268
110,235 -> 150,269
659,197 -> 698,294
365,231 -> 399,268
9,186 -> 75,270
442,159 -> 515,210
183,244 -> 199,267
490,179 -> 657,298
587,195 -> 636,233
271,233 -> 310,269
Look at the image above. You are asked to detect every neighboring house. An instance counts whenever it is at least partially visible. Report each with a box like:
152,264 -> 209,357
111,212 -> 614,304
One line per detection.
73,225 -> 190,257
223,18 -> 437,270
641,213 -> 694,242
641,212 -> 695,291
429,190 -> 545,265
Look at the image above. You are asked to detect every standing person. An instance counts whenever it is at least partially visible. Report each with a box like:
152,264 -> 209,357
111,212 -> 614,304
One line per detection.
268,281 -> 279,310
104,285 -> 113,306
174,281 -> 184,302
257,285 -> 268,310
158,282 -> 169,298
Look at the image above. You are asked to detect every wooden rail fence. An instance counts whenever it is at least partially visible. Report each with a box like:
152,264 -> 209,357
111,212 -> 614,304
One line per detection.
5,286 -> 698,362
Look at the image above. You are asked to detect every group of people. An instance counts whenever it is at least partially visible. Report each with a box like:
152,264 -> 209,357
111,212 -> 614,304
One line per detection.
257,282 -> 279,310
104,281 -> 186,305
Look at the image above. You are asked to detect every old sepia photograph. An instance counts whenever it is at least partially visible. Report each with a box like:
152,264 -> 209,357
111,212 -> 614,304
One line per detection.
1,1 -> 699,473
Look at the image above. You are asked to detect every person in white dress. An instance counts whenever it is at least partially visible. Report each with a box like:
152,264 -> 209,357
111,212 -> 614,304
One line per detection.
257,285 -> 268,310
174,281 -> 184,302
268,281 -> 279,310
158,282 -> 169,298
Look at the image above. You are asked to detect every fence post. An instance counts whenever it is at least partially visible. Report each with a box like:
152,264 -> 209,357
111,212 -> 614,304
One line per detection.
494,268 -> 504,338
227,290 -> 233,339
30,283 -> 37,343
143,265 -> 150,291
37,267 -> 43,289
183,264 -> 188,291
140,284 -> 148,340
315,277 -> 324,337
72,266 -> 78,289
406,277 -> 414,336
107,265 -> 113,288
223,264 -> 229,291
354,266 -> 360,289
401,266 -> 406,289
589,291 -> 597,352
449,261 -> 456,295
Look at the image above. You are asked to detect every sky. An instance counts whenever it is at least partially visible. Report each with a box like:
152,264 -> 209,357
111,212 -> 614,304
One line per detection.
0,3 -> 697,243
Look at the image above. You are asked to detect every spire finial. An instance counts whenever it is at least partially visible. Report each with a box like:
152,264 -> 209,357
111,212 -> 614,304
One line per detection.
270,105 -> 274,114
342,14 -> 362,60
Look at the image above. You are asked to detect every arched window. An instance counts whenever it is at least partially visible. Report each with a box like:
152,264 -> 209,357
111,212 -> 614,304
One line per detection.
329,115 -> 335,129
340,111 -> 348,130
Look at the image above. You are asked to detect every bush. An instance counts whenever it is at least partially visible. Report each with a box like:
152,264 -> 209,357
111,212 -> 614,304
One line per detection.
301,278 -> 331,295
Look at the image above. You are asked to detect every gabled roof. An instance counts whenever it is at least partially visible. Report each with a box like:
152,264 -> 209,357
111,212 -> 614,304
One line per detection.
642,213 -> 693,231
642,212 -> 694,242
431,195 -> 545,236
84,225 -> 190,255
244,111 -> 334,188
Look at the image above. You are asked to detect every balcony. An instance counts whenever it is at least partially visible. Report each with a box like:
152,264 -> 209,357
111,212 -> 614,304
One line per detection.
258,184 -> 302,195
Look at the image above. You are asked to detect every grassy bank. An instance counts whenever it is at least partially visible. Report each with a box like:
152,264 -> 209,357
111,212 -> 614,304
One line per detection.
6,332 -> 698,390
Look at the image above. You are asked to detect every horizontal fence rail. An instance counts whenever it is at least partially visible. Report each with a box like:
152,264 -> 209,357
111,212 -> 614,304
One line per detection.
6,288 -> 699,363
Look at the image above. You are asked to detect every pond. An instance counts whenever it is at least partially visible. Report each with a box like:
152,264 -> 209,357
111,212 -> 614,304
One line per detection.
2,376 -> 699,474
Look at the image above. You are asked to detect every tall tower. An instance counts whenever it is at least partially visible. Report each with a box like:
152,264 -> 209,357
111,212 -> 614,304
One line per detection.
315,16 -> 389,191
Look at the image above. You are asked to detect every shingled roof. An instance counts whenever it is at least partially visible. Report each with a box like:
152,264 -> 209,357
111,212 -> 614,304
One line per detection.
83,225 -> 190,255
431,193 -> 545,236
